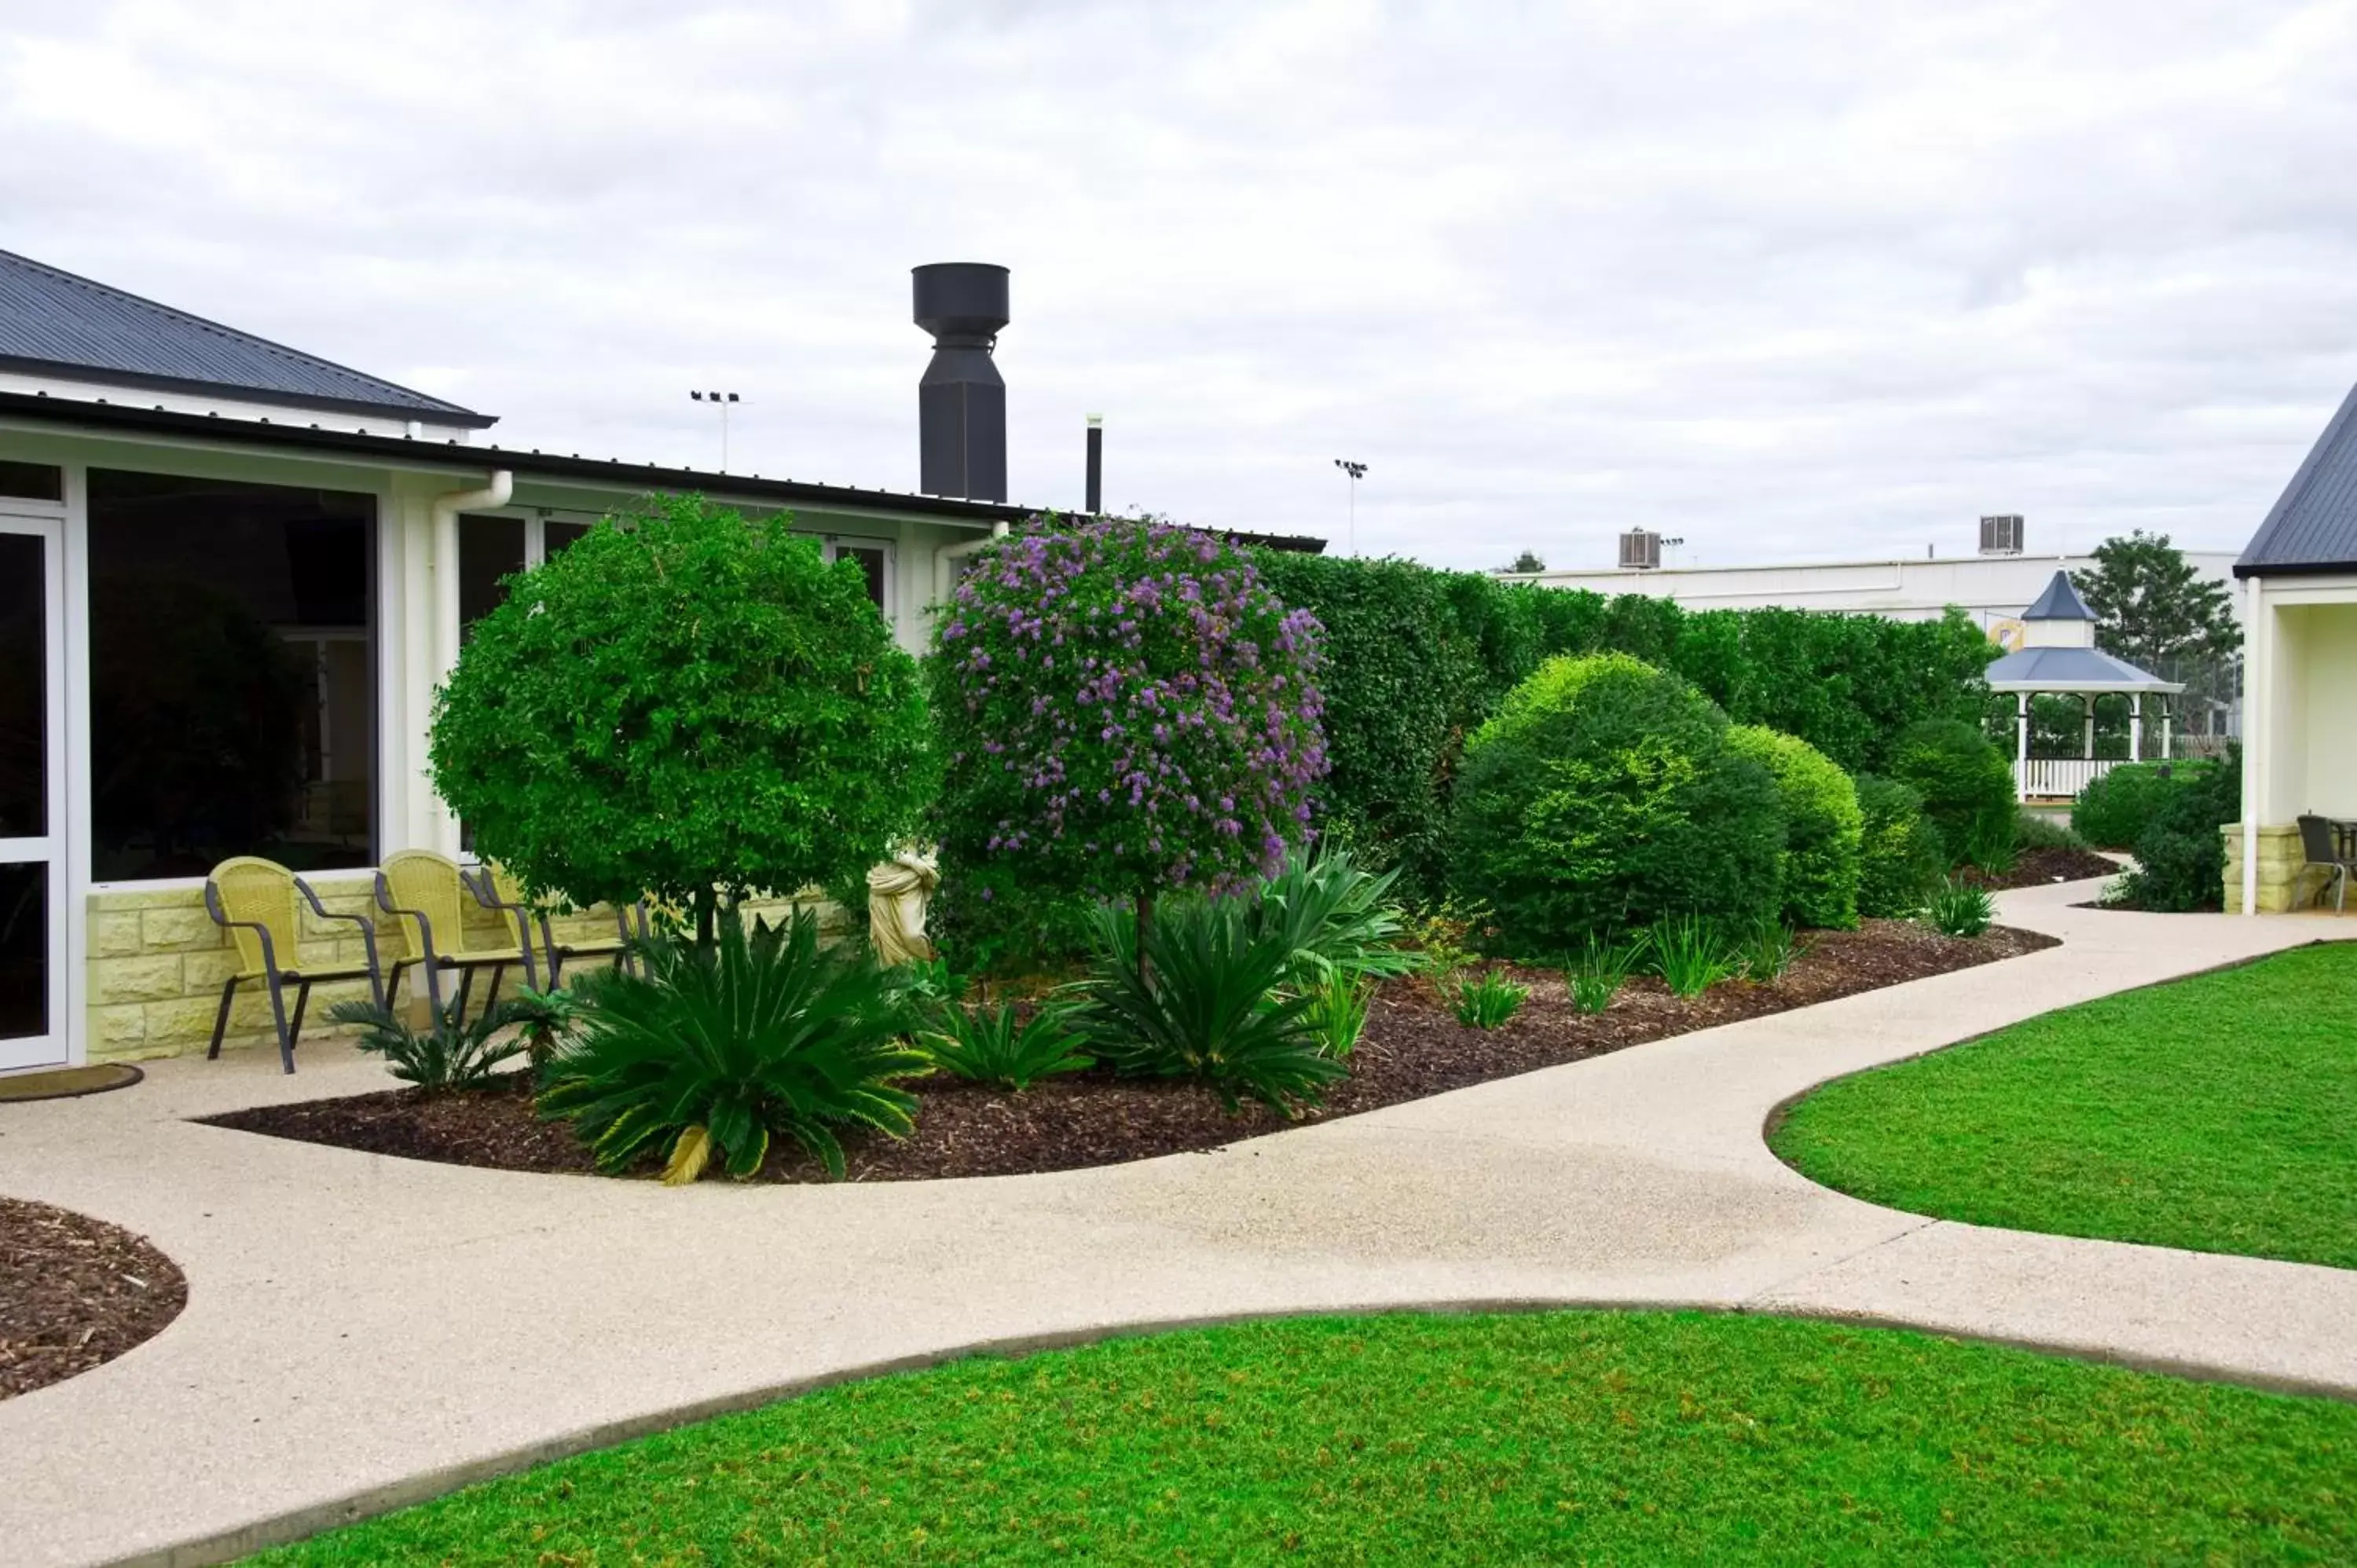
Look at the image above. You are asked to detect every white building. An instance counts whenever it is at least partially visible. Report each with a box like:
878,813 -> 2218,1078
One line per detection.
1509,531 -> 2239,650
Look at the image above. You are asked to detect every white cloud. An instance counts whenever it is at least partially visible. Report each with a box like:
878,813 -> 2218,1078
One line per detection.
5,0 -> 2355,568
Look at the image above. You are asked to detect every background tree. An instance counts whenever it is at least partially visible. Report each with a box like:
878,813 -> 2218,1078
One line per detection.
929,517 -> 1327,967
1497,549 -> 1547,573
431,494 -> 935,942
2075,530 -> 2241,668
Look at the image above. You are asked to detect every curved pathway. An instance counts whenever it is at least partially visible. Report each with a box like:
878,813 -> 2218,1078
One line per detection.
1,879 -> 2351,1567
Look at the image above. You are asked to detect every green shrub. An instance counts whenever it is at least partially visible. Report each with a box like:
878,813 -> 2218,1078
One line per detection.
540,910 -> 927,1182
1924,877 -> 1996,938
1252,552 -> 1995,891
500,986 -> 581,1068
1303,979 -> 1373,1059
1888,720 -> 2015,869
2112,750 -> 2241,912
2012,811 -> 2088,853
2071,760 -> 2216,850
1725,726 -> 1863,929
1447,654 -> 1785,954
324,995 -> 526,1093
431,496 -> 934,940
1648,914 -> 1741,998
1074,898 -> 1343,1114
1854,775 -> 1946,918
920,1002 -> 1092,1092
1450,970 -> 1529,1028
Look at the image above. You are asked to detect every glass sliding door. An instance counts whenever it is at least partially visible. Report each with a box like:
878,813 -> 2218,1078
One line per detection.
0,510 -> 67,1070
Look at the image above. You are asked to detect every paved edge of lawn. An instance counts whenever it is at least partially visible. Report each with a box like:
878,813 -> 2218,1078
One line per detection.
161,1294 -> 2357,1568
1756,941 -> 2351,1269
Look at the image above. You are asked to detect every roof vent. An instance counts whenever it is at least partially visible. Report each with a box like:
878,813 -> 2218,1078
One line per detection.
1979,514 -> 2025,555
912,263 -> 1009,502
1618,529 -> 1662,570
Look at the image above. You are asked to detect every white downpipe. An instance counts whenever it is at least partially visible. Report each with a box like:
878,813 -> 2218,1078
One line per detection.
933,519 -> 1011,611
427,471 -> 512,855
2242,576 -> 2264,916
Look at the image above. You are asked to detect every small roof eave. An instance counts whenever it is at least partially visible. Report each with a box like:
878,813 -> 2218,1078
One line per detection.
1984,644 -> 2183,695
1985,676 -> 2184,694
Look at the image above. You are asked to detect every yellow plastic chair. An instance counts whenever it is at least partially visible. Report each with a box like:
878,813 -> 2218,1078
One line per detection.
203,857 -> 384,1074
376,849 -> 539,1019
475,863 -> 645,986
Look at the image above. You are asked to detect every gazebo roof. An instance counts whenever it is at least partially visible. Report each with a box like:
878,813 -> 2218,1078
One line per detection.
1984,645 -> 2182,694
2022,570 -> 2096,621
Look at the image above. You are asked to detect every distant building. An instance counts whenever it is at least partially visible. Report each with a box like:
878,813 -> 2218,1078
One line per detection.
1505,519 -> 2239,651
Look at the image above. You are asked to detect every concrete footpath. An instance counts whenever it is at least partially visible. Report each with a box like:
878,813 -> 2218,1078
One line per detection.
1,881 -> 2352,1567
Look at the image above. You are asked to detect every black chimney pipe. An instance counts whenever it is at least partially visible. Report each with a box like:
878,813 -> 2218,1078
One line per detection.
1084,415 -> 1102,514
911,262 -> 1009,502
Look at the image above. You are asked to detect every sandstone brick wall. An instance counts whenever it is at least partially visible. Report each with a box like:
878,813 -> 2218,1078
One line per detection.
84,878 -> 849,1064
2220,822 -> 2313,914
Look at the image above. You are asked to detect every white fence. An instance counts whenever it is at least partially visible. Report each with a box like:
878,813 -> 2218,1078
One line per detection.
2016,757 -> 2120,800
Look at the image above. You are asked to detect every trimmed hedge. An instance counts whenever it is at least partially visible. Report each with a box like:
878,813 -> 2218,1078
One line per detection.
1855,775 -> 1946,918
1448,654 -> 1785,954
1887,720 -> 2016,869
2072,759 -> 2219,851
1728,725 -> 1864,929
1252,550 -> 1996,892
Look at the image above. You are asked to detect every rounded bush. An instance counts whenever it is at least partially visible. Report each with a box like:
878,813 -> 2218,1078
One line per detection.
1854,775 -> 1946,918
928,518 -> 1326,969
2072,759 -> 2217,850
1887,720 -> 2014,867
2114,750 -> 2241,911
431,496 -> 934,927
1726,726 -> 1863,929
1447,654 -> 1784,954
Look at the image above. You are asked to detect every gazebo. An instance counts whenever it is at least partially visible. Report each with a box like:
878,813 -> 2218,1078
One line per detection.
1985,570 -> 2183,802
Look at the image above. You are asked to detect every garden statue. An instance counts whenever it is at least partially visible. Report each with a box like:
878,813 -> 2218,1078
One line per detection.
866,848 -> 940,965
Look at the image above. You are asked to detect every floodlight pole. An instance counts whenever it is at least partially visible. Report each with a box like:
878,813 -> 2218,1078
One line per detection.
691,390 -> 742,471
1333,458 -> 1367,555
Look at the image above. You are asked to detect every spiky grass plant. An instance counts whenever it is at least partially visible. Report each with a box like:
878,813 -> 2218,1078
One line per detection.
1566,931 -> 1649,1015
1450,969 -> 1528,1029
324,995 -> 527,1093
921,1001 -> 1092,1092
1735,921 -> 1803,984
1648,914 -> 1740,999
539,909 -> 928,1183
1304,978 -> 1374,1059
1925,877 -> 1996,938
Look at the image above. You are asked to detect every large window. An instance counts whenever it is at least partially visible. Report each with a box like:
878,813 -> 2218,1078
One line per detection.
88,471 -> 376,880
460,512 -> 594,633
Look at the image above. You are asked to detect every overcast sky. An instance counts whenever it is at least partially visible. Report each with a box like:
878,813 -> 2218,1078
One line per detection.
8,0 -> 2356,570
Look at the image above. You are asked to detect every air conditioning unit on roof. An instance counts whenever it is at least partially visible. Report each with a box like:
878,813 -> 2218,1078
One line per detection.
1979,514 -> 2025,556
1618,529 -> 1662,570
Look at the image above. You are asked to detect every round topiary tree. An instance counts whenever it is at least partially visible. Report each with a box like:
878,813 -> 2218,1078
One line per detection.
1887,719 -> 2015,868
1725,725 -> 1864,930
928,516 -> 1326,962
431,495 -> 936,940
1446,653 -> 1785,954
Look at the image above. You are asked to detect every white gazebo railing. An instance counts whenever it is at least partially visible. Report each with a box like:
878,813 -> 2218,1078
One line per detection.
2017,757 -> 2120,800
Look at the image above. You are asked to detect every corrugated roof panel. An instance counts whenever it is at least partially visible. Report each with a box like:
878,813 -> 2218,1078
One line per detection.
0,249 -> 492,426
2238,379 -> 2357,576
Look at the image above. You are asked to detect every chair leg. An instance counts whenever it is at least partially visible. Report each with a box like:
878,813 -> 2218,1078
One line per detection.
262,971 -> 296,1075
288,979 -> 313,1051
207,976 -> 240,1060
455,962 -> 476,1024
482,963 -> 505,1016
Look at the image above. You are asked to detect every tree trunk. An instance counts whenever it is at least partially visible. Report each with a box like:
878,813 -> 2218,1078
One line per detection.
695,885 -> 717,950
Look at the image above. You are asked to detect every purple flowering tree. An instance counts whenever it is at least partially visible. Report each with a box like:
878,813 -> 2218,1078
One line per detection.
929,516 -> 1327,964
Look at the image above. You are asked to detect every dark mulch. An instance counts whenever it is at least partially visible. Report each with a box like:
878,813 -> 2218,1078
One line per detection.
205,918 -> 2056,1185
0,1197 -> 188,1400
1959,845 -> 2124,892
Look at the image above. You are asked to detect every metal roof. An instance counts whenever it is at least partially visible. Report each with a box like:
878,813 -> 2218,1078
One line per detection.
1983,645 -> 2180,694
2238,379 -> 2357,578
0,249 -> 495,428
2021,570 -> 2095,621
0,390 -> 1329,552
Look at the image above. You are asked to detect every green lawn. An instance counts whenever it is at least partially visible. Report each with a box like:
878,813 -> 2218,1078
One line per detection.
1774,943 -> 2357,1269
252,1310 -> 2356,1566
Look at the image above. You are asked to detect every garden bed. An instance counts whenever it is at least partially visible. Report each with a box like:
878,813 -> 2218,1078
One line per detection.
205,919 -> 2055,1182
1958,844 -> 2121,891
0,1196 -> 187,1400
